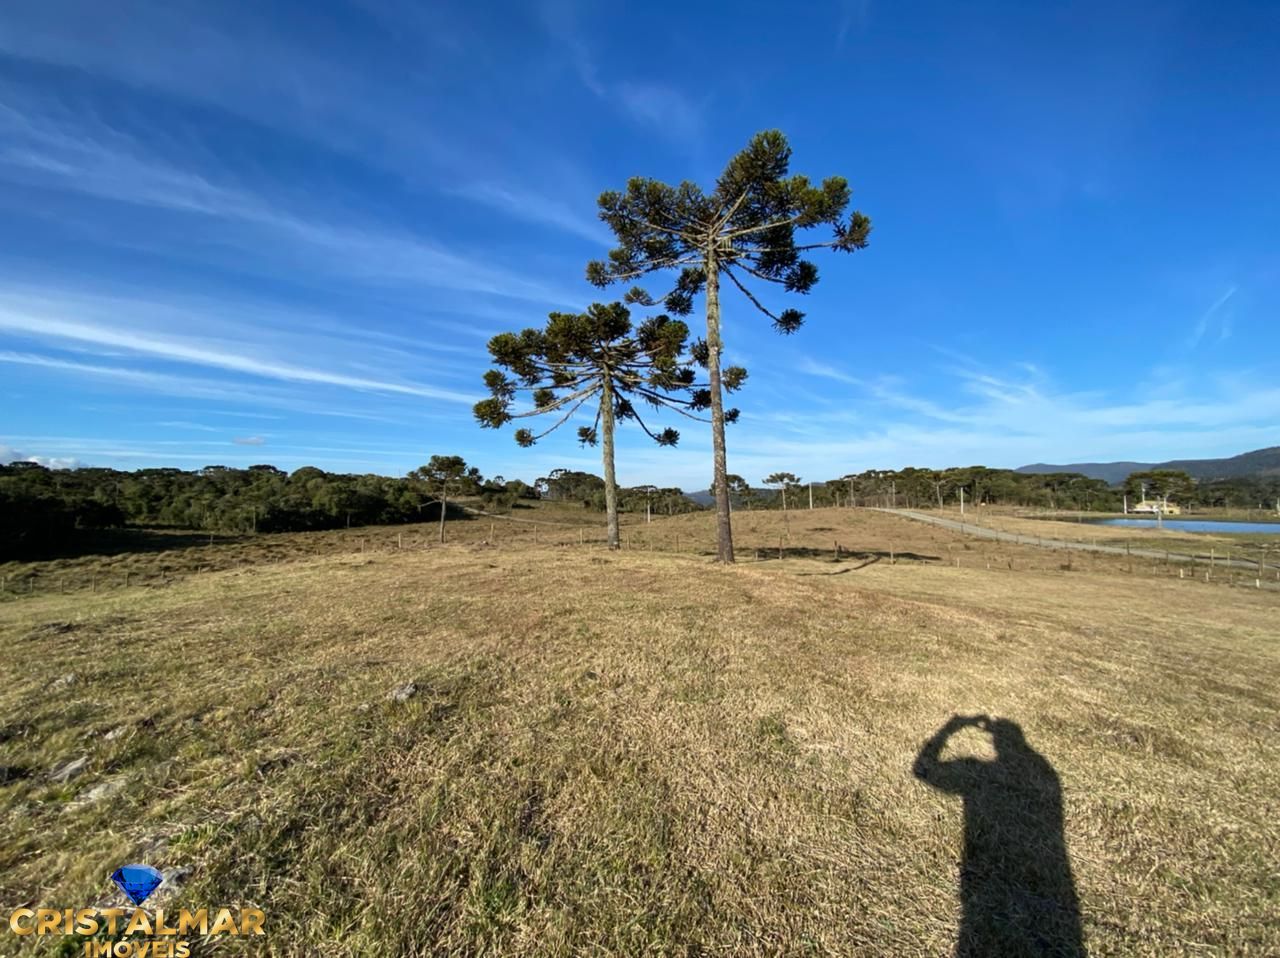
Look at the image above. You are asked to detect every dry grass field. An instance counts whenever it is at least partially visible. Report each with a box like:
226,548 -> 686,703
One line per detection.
1,508 -> 1278,955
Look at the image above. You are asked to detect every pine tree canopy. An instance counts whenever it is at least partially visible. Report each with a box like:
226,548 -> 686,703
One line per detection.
474,302 -> 746,448
586,130 -> 871,333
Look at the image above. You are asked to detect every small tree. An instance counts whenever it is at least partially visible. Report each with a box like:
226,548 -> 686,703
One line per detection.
588,130 -> 871,562
409,455 -> 481,543
763,472 -> 801,511
474,302 -> 743,550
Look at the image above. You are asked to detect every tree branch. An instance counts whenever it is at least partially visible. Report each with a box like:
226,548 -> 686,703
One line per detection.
720,212 -> 804,240
723,265 -> 782,322
527,391 -> 596,440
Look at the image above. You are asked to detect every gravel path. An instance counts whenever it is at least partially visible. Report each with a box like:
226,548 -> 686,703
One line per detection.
873,508 -> 1277,574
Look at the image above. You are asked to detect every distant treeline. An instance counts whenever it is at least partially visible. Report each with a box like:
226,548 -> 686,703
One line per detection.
727,466 -> 1119,511
4,459 -> 1276,560
732,466 -> 1280,512
0,462 -> 698,559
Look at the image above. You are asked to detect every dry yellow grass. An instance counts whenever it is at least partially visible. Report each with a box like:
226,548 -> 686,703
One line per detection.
1,511 -> 1278,955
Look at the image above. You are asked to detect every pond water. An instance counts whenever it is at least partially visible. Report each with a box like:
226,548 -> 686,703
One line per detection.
1088,518 -> 1280,535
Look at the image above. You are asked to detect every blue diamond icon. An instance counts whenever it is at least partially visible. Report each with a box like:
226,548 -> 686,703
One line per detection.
110,864 -> 164,906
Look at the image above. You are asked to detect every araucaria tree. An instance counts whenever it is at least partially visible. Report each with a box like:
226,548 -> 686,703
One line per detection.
588,129 -> 871,562
474,302 -> 744,550
763,472 -> 801,512
409,455 -> 481,544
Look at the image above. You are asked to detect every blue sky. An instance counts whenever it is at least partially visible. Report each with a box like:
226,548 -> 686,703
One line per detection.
1,0 -> 1277,488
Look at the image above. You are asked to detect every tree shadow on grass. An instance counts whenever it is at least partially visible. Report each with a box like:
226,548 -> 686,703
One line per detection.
913,715 -> 1085,957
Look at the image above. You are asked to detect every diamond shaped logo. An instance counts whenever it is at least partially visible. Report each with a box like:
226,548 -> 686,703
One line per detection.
110,863 -> 164,906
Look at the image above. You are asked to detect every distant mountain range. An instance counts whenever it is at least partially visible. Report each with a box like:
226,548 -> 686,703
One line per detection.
1016,446 -> 1280,485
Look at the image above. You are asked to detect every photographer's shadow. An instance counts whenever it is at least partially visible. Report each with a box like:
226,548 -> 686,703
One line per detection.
913,715 -> 1085,957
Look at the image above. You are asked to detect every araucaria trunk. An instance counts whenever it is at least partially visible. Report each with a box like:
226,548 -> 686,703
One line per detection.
600,377 -> 620,550
704,250 -> 735,563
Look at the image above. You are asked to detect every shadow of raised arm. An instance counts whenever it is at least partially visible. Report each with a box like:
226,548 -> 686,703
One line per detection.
912,713 -> 989,795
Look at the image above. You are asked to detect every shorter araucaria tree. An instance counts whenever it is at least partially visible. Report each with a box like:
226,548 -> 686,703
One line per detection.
409,455 -> 482,543
475,301 -> 745,549
763,472 -> 801,511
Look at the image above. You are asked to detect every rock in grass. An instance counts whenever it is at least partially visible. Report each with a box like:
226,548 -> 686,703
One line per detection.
387,681 -> 418,703
49,755 -> 89,783
161,866 -> 192,890
49,673 -> 79,691
72,776 -> 126,806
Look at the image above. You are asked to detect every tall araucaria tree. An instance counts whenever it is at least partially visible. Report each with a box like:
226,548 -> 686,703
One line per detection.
587,129 -> 871,562
474,301 -> 745,550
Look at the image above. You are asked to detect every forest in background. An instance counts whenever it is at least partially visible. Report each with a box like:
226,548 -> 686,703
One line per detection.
2,459 -> 1277,560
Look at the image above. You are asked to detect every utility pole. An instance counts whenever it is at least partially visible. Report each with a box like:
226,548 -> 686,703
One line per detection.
808,482 -> 813,510
891,480 -> 896,509
1123,494 -> 1128,515
960,486 -> 965,516
848,478 -> 854,507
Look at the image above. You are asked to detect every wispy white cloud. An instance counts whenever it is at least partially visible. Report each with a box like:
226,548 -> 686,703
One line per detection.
232,435 -> 266,446
836,0 -> 873,47
0,305 -> 476,402
1188,286 -> 1237,347
0,352 -> 416,423
797,356 -> 862,385
0,444 -> 79,469
615,82 -> 703,141
0,6 -> 609,248
156,420 -> 227,433
537,2 -> 703,142
449,181 -> 609,244
0,101 -> 581,305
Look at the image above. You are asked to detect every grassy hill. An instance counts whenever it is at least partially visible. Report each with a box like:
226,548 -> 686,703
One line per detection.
1017,445 -> 1280,484
1,508 -> 1278,955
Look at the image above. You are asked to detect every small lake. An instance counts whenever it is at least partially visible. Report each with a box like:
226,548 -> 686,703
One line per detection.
1087,518 -> 1280,535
